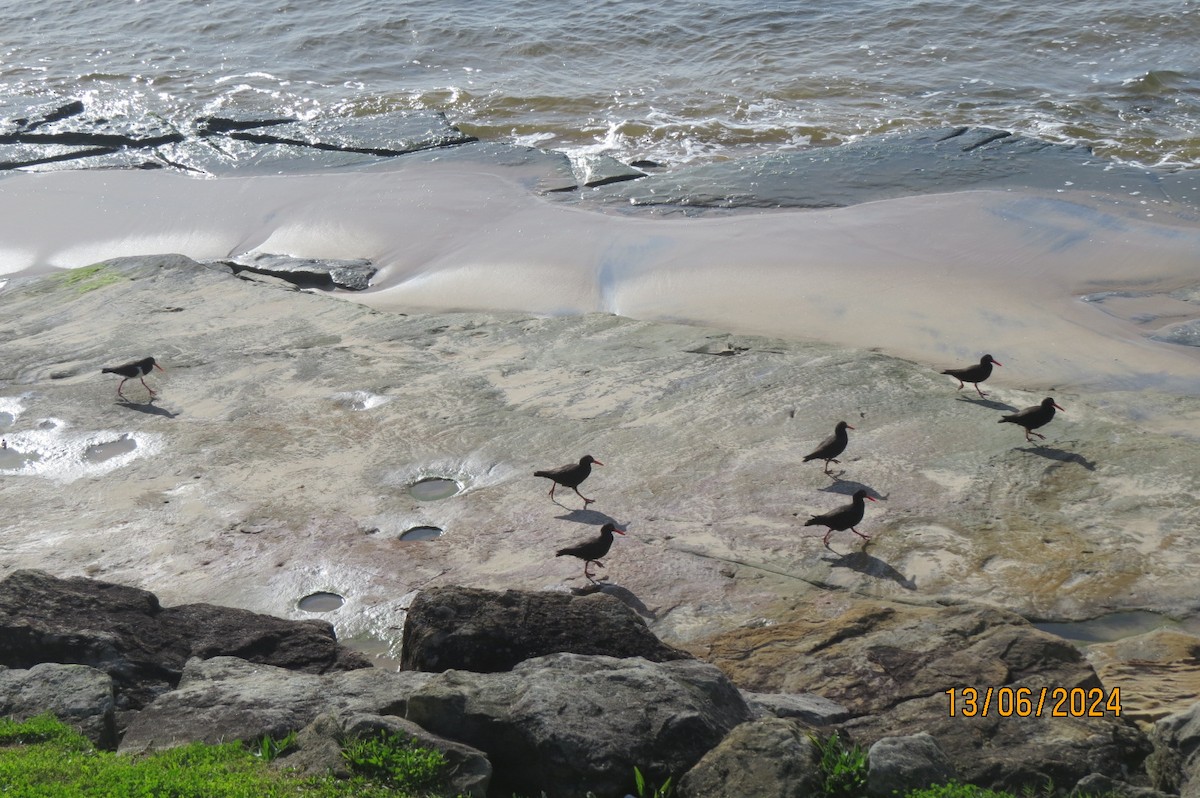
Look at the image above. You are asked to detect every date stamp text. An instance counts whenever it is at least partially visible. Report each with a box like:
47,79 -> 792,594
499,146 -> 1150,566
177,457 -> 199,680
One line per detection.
945,687 -> 1122,718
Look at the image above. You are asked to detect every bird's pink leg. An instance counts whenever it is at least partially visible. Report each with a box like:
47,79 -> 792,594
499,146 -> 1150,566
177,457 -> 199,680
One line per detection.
974,383 -> 987,398
548,484 -> 557,500
116,379 -> 128,399
1026,429 -> 1045,442
851,527 -> 871,541
956,379 -> 965,390
140,377 -> 158,397
822,529 -> 834,546
573,487 -> 595,506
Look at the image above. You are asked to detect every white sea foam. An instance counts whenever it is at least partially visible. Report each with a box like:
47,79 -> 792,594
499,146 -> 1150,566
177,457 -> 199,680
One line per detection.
0,419 -> 162,482
331,390 -> 390,411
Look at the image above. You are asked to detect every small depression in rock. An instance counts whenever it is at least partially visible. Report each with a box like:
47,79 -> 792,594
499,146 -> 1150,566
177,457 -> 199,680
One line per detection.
408,478 -> 461,501
85,435 -> 138,463
1035,610 -> 1200,644
0,412 -> 13,428
298,592 -> 345,612
400,525 -> 444,541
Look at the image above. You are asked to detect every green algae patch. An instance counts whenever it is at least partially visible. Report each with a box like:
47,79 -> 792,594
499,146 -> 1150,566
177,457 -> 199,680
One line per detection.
54,263 -> 124,294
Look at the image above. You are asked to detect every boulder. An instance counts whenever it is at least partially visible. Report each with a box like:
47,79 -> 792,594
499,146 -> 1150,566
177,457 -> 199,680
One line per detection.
676,717 -> 823,798
281,712 -> 491,798
0,570 -> 371,710
1072,773 -> 1172,798
118,655 -> 433,753
742,690 -> 852,725
694,600 -> 1151,792
404,652 -> 752,798
1147,701 -> 1200,797
399,586 -> 692,673
866,732 -> 957,798
0,662 -> 116,748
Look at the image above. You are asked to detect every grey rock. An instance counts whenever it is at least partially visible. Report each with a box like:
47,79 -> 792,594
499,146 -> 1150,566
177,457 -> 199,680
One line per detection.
867,732 -> 957,798
344,713 -> 490,798
743,690 -> 852,725
282,711 -> 491,798
118,655 -> 433,753
0,662 -> 117,748
677,717 -> 823,798
0,570 -> 372,711
1072,772 -> 1172,798
400,586 -> 692,673
1148,700 -> 1200,797
405,652 -> 752,798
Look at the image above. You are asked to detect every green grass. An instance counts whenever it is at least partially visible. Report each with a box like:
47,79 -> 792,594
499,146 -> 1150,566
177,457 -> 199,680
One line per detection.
0,715 -> 463,798
52,263 -> 124,294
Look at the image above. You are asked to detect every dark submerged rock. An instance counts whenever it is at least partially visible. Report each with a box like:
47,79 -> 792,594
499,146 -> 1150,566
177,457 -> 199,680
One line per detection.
590,126 -> 1170,211
399,586 -> 693,673
0,570 -> 371,711
219,252 -> 376,291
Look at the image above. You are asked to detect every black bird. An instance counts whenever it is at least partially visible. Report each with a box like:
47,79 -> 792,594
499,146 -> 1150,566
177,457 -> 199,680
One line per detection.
942,354 -> 1002,397
535,454 -> 602,506
803,421 -> 853,475
556,522 -> 626,581
999,397 -> 1064,442
804,489 -> 878,546
102,357 -> 165,399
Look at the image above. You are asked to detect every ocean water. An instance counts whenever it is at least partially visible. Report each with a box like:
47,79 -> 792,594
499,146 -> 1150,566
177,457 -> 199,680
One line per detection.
3,0 -> 1199,169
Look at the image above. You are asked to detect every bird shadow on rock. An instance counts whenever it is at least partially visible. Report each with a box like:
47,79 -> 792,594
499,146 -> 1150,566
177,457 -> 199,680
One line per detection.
820,479 -> 887,500
957,396 -> 1017,412
554,508 -> 622,526
1020,444 -> 1097,471
589,583 -> 656,620
824,548 -> 917,591
116,400 -> 179,419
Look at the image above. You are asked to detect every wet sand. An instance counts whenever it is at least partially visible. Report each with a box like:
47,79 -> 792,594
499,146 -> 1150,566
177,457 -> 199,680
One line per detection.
2,163 -> 1199,398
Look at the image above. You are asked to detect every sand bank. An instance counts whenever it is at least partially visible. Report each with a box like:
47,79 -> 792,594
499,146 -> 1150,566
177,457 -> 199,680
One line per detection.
1,162 -> 1198,395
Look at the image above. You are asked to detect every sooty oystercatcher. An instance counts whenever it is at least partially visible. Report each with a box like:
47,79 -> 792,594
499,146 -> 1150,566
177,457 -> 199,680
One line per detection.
556,522 -> 626,581
999,397 -> 1063,442
803,421 -> 853,475
102,357 -> 165,399
535,454 -> 602,506
941,354 -> 1002,397
804,489 -> 877,547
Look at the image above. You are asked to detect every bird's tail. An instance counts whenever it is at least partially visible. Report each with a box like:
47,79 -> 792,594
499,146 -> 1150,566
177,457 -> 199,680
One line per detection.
998,417 -> 1012,424
802,517 -> 819,526
801,454 -> 816,462
554,548 -> 570,557
534,470 -> 551,478
101,368 -> 117,374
